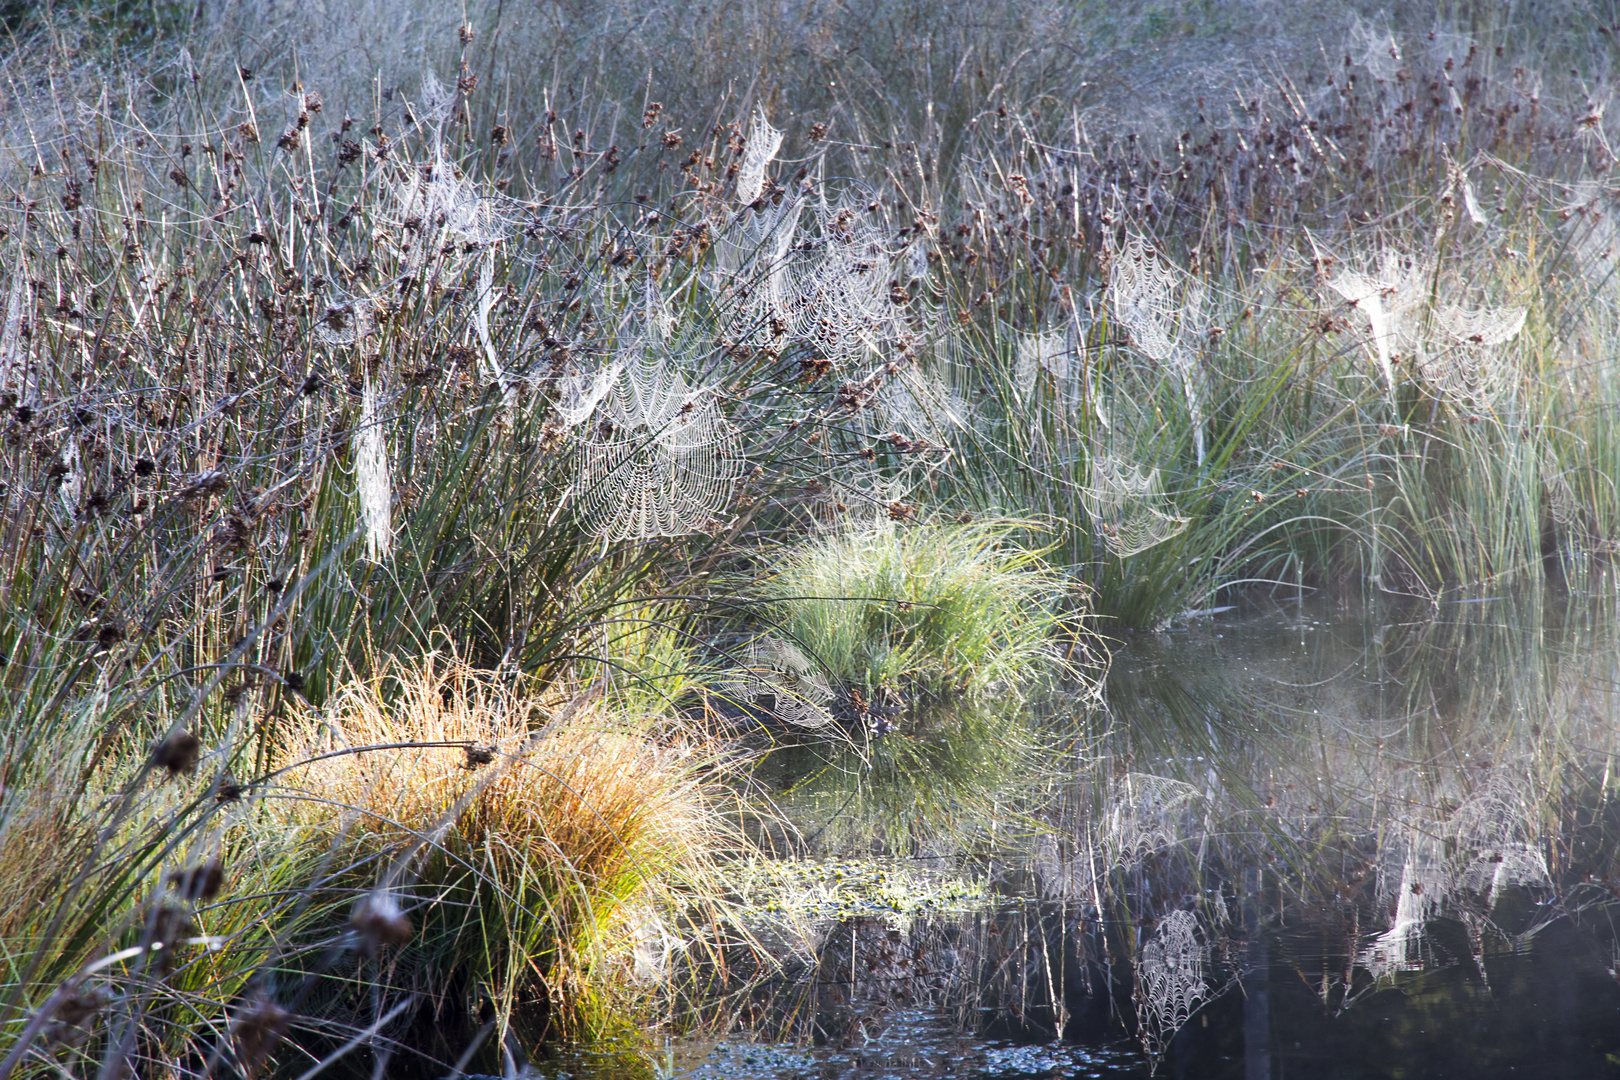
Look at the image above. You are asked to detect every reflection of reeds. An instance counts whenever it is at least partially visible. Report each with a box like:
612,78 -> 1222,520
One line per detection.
1054,592 -> 1620,1059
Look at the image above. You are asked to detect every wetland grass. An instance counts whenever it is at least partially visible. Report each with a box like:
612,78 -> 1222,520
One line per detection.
2,0 -> 1620,1072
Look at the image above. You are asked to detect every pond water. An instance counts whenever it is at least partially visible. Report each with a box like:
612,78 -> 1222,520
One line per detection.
538,584 -> 1620,1079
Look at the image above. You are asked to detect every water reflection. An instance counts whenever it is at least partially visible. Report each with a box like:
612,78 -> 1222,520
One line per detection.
669,585 -> 1620,1077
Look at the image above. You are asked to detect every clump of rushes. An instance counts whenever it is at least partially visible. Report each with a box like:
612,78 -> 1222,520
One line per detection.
270,653 -> 751,1048
755,519 -> 1079,716
741,520 -> 1093,847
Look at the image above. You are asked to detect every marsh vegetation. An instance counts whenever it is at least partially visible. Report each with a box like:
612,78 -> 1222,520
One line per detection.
2,0 -> 1620,1075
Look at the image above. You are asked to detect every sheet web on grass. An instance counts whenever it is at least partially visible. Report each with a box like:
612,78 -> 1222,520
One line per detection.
1360,776 -> 1551,982
1449,776 -> 1550,907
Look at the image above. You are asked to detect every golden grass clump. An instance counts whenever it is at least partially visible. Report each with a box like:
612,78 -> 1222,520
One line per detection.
271,654 -> 743,1036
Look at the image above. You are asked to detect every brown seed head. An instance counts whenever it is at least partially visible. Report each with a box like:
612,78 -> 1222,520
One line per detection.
171,858 -> 226,901
151,731 -> 201,777
352,892 -> 413,954
234,992 -> 291,1073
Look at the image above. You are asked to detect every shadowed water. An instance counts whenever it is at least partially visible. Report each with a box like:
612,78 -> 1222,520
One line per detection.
528,582 -> 1620,1079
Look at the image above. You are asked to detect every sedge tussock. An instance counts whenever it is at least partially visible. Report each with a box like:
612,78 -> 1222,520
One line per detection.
272,654 -> 750,1034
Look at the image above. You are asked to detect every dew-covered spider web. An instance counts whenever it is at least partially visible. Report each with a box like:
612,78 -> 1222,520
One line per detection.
1436,303 -> 1527,348
573,315 -> 741,542
1421,301 -> 1527,407
868,328 -> 976,440
1359,825 -> 1446,980
1102,772 -> 1203,870
1540,452 -> 1581,529
1108,236 -> 1209,464
357,376 -> 394,561
787,199 -> 902,370
1360,775 -> 1551,984
314,294 -> 376,351
1081,454 -> 1191,558
1015,328 -> 1071,400
716,635 -> 835,729
1348,11 -> 1402,82
1564,183 -> 1620,283
374,78 -> 510,291
1134,910 -> 1209,1064
554,361 -> 621,428
714,195 -> 802,354
736,107 -> 784,206
1326,250 -> 1429,393
0,260 -> 26,406
1449,776 -> 1550,907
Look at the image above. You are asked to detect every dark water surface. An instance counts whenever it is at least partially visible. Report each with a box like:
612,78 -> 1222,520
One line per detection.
552,586 -> 1620,1079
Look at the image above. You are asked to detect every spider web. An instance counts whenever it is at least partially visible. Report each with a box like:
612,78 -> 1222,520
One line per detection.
787,199 -> 902,369
1108,237 -> 1209,464
1540,452 -> 1581,528
1419,302 -> 1526,406
58,436 -> 81,519
736,107 -> 784,206
1015,328 -> 1070,399
1102,772 -> 1203,869
1559,182 -> 1620,283
1326,251 -> 1429,391
1436,304 -> 1526,348
375,139 -> 509,286
314,294 -> 376,351
472,248 -> 507,386
1360,779 -> 1550,984
872,361 -> 971,439
1359,826 -> 1445,980
1449,777 -> 1549,906
1347,12 -> 1402,82
1134,910 -> 1208,1064
1081,455 -> 1190,558
715,635 -> 835,729
357,376 -> 393,561
0,248 -> 28,400
714,195 -> 802,353
574,324 -> 741,542
554,361 -> 621,427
